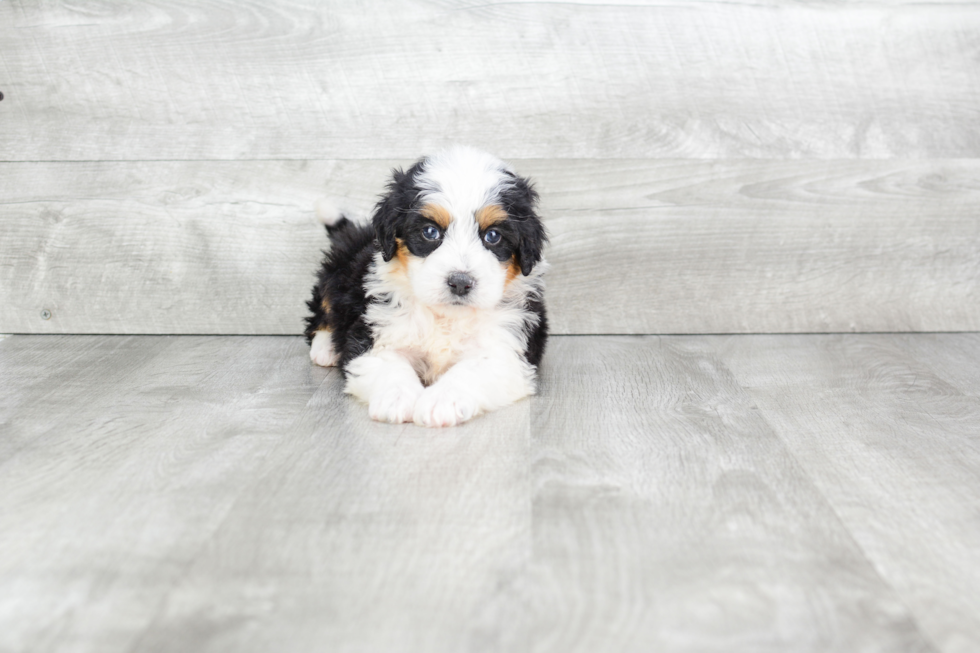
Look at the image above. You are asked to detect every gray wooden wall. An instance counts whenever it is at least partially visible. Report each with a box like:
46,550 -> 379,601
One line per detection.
2,0 -> 979,335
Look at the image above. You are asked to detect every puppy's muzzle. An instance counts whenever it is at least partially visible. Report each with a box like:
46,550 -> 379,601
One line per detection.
447,271 -> 476,297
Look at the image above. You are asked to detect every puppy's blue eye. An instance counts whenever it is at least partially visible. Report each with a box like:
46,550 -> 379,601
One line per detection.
483,229 -> 501,245
422,225 -> 442,241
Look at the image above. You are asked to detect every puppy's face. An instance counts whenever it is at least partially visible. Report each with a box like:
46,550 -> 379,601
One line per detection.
373,147 -> 546,311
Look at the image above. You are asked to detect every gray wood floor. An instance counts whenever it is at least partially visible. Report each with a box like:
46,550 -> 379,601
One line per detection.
2,333 -> 979,653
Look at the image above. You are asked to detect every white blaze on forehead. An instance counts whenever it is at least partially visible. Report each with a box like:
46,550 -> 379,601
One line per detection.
441,215 -> 483,269
415,146 -> 515,221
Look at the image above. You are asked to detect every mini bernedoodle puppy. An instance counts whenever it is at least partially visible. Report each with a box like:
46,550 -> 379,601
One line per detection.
304,146 -> 548,427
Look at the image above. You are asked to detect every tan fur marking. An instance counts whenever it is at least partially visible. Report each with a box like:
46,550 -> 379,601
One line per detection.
420,204 -> 452,229
394,238 -> 410,268
422,357 -> 453,386
320,296 -> 330,313
476,204 -> 508,230
504,255 -> 521,286
388,238 -> 415,285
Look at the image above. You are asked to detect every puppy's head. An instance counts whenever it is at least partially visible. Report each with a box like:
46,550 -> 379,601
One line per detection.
372,146 -> 546,310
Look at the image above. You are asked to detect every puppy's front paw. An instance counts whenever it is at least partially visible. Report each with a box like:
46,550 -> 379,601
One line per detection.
413,385 -> 480,428
369,383 -> 423,424
310,331 -> 339,367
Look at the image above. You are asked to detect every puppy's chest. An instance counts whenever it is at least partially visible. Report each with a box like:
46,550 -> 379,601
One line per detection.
376,310 -> 487,384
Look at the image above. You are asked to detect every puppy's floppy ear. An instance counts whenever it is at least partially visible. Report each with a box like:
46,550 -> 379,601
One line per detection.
371,189 -> 400,262
504,175 -> 547,276
372,162 -> 423,262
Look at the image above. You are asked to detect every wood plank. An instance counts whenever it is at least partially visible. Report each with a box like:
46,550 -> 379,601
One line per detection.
130,369 -> 535,653
0,334 -> 536,652
0,335 -> 319,652
0,160 -> 345,335
2,1 -> 979,160
900,333 -> 980,394
0,334 -> 944,651
524,335 -> 934,652
716,333 -> 980,653
0,335 -> 166,461
3,159 -> 979,335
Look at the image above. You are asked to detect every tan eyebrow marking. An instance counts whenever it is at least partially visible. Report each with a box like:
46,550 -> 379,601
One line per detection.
476,204 -> 508,230
419,204 -> 452,229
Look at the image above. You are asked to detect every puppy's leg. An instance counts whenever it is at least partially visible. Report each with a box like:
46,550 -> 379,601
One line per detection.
345,350 -> 424,424
306,283 -> 338,366
309,330 -> 339,367
413,350 -> 535,428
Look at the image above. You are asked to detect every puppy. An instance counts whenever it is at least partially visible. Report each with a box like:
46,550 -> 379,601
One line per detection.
304,146 -> 548,427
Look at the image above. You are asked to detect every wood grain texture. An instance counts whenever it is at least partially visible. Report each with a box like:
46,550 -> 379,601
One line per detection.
130,368 -> 534,653
524,336 -> 934,652
4,334 -> 973,651
3,159 -> 979,334
0,334 -> 535,653
0,161 -> 343,335
0,336 -> 315,652
1,0 -> 979,160
716,333 -> 980,653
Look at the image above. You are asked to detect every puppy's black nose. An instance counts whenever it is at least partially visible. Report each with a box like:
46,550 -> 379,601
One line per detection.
447,271 -> 475,297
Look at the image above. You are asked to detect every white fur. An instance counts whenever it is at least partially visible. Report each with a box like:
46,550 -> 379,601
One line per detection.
315,198 -> 345,226
415,146 -> 516,217
346,250 -> 545,426
310,330 -> 339,367
345,350 -> 425,423
342,147 -> 546,427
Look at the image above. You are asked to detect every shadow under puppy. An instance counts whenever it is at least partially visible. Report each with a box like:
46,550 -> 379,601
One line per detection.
304,146 -> 548,427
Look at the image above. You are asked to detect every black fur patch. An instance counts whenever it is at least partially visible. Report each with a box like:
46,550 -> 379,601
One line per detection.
498,173 -> 547,276
303,216 -> 378,368
372,161 -> 427,262
401,216 -> 445,258
522,294 -> 548,367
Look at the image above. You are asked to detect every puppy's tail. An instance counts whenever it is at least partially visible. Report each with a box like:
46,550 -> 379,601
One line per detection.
315,199 -> 354,236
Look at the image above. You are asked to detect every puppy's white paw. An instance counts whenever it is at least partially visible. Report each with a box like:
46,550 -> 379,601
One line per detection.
413,385 -> 480,428
310,330 -> 339,367
369,383 -> 423,424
